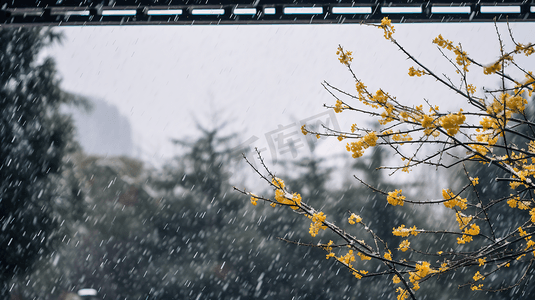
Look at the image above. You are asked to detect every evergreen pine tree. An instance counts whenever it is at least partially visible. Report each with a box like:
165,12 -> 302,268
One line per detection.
0,28 -> 79,298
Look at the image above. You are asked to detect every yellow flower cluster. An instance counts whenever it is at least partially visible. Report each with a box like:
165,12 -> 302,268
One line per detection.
336,45 -> 353,66
439,262 -> 448,272
483,61 -> 502,75
391,132 -> 413,144
398,240 -> 410,252
272,177 -> 285,189
272,177 -> 302,210
522,72 -> 535,97
488,93 -> 527,115
357,251 -> 371,261
322,240 -> 335,260
250,193 -> 259,206
515,43 -> 535,56
309,212 -> 327,237
387,189 -> 405,206
334,99 -> 346,113
432,34 -> 471,72
408,261 -> 436,291
301,124 -> 307,135
345,131 -> 378,158
507,195 -> 530,209
348,213 -> 362,224
467,84 -> 477,95
518,226 -> 535,256
380,17 -> 395,40
408,66 -> 426,77
396,288 -> 409,300
352,270 -> 368,279
471,284 -> 484,291
455,212 -> 473,229
442,189 -> 467,210
458,224 -> 480,244
483,54 -> 513,75
325,247 -> 370,280
392,225 -> 419,237
473,271 -> 485,282
439,110 -> 466,136
338,249 -> 355,265
420,113 -> 440,136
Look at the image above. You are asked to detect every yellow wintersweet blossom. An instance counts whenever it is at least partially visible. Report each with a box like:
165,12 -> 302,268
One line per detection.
363,131 -> 378,146
275,189 -> 302,210
487,93 -> 528,115
353,270 -> 368,279
380,17 -> 395,40
392,132 -> 413,144
392,275 -> 401,284
393,225 -> 419,237
432,34 -> 471,72
455,212 -> 473,229
324,240 -> 334,252
337,249 -> 356,266
483,60 -> 503,75
439,110 -> 466,136
309,212 -> 327,237
396,287 -> 409,300
384,251 -> 392,261
458,224 -> 480,244
408,66 -> 425,77
467,84 -> 476,94
515,43 -> 535,56
525,239 -> 535,251
409,261 -> 436,285
518,201 -> 530,210
478,257 -> 486,266
442,189 -> 468,210
471,284 -> 484,291
421,114 -> 435,130
250,194 -> 259,206
300,124 -> 307,135
336,45 -> 353,66
348,213 -> 362,224
387,189 -> 406,206
465,224 -> 480,235
473,271 -> 485,282
334,99 -> 345,113
470,177 -> 479,186
357,252 -> 371,261
530,208 -> 535,223
346,131 -> 378,158
398,240 -> 410,252
272,177 -> 285,189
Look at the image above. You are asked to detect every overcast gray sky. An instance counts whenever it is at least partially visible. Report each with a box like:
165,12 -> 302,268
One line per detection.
49,22 -> 535,166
